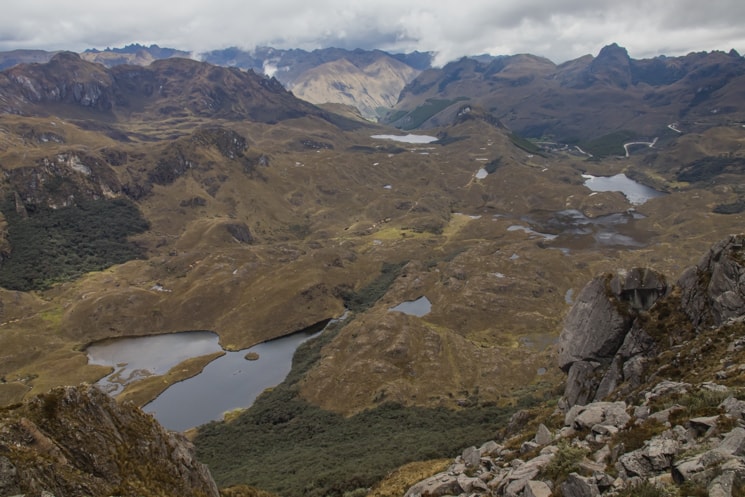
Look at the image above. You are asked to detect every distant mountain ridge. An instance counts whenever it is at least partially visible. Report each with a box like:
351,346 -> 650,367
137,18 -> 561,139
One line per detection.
0,51 -> 336,125
388,43 -> 745,142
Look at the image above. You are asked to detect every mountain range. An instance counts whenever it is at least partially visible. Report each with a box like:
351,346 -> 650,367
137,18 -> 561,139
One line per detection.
0,42 -> 744,496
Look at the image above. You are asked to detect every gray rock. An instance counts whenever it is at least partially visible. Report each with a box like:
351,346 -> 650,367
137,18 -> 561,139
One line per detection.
404,473 -> 461,497
557,276 -> 633,371
457,473 -> 487,493
525,480 -> 552,497
462,446 -> 481,468
593,444 -> 611,464
479,440 -> 501,456
721,396 -> 745,420
645,437 -> 680,471
618,450 -> 653,478
560,472 -> 600,497
672,450 -> 728,483
717,427 -> 745,456
500,453 -> 554,496
678,235 -> 745,328
564,360 -> 603,407
644,381 -> 691,403
535,423 -> 553,446
709,470 -> 735,497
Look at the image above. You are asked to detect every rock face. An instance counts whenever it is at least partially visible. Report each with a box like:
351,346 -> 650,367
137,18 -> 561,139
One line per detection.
678,234 -> 745,328
0,384 -> 219,497
558,268 -> 667,406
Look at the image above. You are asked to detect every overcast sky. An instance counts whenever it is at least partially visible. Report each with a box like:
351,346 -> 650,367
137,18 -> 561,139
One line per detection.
2,0 -> 744,65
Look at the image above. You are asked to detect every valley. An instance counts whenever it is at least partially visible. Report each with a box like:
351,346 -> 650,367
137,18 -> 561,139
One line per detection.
0,46 -> 743,496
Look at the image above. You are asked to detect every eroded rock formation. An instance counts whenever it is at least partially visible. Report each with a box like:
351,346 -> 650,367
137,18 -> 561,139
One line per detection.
0,384 -> 219,497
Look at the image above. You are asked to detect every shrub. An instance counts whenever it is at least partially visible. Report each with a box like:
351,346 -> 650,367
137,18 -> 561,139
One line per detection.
539,441 -> 588,484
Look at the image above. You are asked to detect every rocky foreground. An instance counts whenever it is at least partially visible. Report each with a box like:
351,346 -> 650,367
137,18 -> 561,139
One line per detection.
403,234 -> 745,497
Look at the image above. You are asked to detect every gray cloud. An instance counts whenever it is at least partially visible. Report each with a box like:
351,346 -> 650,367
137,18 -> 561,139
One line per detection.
1,0 -> 743,64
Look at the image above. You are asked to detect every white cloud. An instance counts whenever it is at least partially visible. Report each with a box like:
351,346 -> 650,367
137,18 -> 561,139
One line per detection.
0,0 -> 743,64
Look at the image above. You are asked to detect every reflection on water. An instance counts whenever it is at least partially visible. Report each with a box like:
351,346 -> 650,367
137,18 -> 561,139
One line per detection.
515,209 -> 653,250
87,322 -> 332,431
86,331 -> 222,396
582,173 -> 666,205
144,328 -> 323,431
389,296 -> 432,317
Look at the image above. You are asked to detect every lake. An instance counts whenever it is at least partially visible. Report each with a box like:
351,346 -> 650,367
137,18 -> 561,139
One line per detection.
582,173 -> 666,205
87,324 -> 327,431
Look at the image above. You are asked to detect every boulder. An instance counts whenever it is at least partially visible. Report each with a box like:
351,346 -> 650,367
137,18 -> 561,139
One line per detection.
404,473 -> 461,497
462,445 -> 481,468
535,423 -> 553,446
558,269 -> 667,407
557,276 -> 633,371
678,234 -> 745,328
560,472 -> 600,497
525,480 -> 553,497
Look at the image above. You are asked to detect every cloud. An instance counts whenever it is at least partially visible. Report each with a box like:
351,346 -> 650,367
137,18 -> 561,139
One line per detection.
0,0 -> 743,64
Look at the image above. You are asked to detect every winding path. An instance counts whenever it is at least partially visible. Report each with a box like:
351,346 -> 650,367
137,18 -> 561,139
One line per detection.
623,137 -> 658,157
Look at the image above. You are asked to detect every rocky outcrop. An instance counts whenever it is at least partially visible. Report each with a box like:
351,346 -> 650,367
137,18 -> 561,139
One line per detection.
678,234 -> 745,328
0,384 -> 219,497
558,268 -> 667,407
404,382 -> 745,497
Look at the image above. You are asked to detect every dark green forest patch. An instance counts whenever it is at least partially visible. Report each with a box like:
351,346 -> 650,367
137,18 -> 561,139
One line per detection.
0,197 -> 149,291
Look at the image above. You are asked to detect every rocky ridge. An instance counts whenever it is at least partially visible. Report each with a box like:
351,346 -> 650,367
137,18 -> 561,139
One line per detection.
402,234 -> 745,497
0,384 -> 219,497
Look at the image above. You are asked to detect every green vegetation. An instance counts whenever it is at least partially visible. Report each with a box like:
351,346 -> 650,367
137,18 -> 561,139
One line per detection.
509,133 -> 543,155
337,261 -> 408,312
539,441 -> 588,485
581,130 -> 637,157
714,199 -> 745,214
678,156 -> 745,183
396,98 -> 469,130
0,197 -> 149,291
615,481 -> 676,497
195,313 -> 520,497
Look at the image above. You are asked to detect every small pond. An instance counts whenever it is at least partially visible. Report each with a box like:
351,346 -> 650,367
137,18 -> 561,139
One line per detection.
582,173 -> 666,205
371,134 -> 439,144
389,296 -> 432,317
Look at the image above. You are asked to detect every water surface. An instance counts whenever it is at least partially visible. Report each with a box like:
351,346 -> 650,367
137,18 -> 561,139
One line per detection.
582,173 -> 665,205
371,134 -> 439,144
144,329 -> 322,431
389,296 -> 432,317
87,331 -> 222,396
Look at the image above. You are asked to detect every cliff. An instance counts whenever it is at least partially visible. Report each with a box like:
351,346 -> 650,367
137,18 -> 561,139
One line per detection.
0,384 -> 219,497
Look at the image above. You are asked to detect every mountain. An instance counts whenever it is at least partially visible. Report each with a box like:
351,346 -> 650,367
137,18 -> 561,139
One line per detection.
1,45 -> 745,497
0,45 -> 431,121
81,43 -> 192,67
203,46 -> 429,120
387,44 -> 745,145
0,51 -> 338,124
